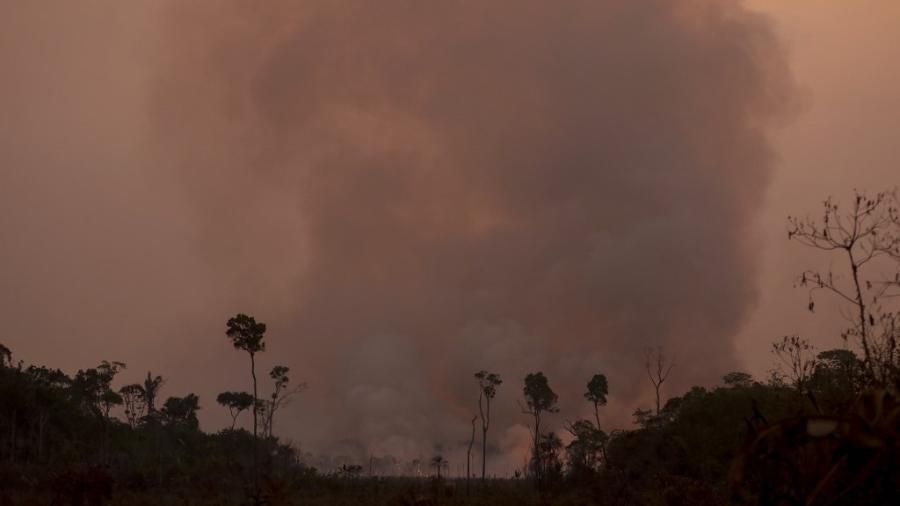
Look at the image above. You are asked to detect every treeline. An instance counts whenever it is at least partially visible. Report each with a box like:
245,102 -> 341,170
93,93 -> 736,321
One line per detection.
2,327 -> 895,505
0,317 -> 306,505
457,344 -> 889,504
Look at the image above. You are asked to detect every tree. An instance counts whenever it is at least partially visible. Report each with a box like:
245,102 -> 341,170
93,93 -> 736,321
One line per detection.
217,391 -> 255,430
339,464 -> 363,478
788,189 -> 900,383
161,394 -> 200,429
22,365 -> 70,462
584,373 -> 608,432
810,348 -> 864,410
722,371 -> 754,388
141,371 -> 165,415
521,372 -> 558,481
225,313 -> 266,490
466,414 -> 476,495
772,335 -> 817,393
69,361 -> 125,464
644,346 -> 674,415
259,365 -> 305,438
565,419 -> 606,478
97,361 -> 126,421
537,432 -> 564,484
430,454 -> 448,479
0,343 -> 11,368
632,407 -> 654,428
474,370 -> 502,481
70,361 -> 125,420
119,384 -> 146,428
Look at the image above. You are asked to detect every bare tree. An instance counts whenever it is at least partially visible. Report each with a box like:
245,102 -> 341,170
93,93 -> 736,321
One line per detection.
261,365 -> 306,438
772,335 -> 818,393
466,415 -> 476,495
644,346 -> 674,415
789,189 -> 900,383
474,370 -> 502,482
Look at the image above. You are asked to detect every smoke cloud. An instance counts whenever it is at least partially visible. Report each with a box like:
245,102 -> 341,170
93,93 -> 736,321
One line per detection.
1,1 -> 795,471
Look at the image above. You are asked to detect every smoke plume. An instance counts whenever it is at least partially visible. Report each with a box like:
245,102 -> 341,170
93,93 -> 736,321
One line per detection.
1,0 -> 795,470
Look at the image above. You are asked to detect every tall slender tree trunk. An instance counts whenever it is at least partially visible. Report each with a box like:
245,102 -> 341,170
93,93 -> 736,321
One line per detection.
532,413 -> 541,482
848,252 -> 875,380
466,415 -> 476,496
481,397 -> 491,483
250,352 -> 259,494
593,403 -> 609,468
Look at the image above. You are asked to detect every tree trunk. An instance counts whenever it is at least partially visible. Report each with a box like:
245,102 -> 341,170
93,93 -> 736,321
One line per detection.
481,397 -> 489,481
593,403 -> 609,468
848,253 -> 874,380
532,412 -> 541,482
250,352 -> 259,494
466,415 -> 476,495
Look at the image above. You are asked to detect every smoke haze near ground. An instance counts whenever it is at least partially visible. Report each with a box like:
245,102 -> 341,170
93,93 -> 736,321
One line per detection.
2,1 -> 800,470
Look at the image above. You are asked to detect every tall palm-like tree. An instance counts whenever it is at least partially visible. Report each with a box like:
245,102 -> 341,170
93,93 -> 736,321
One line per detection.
226,313 -> 267,492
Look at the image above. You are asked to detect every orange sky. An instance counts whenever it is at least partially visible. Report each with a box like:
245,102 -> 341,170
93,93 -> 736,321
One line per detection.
739,0 -> 900,373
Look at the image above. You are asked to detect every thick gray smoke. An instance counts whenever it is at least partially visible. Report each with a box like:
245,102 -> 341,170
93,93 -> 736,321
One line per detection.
1,1 -> 795,471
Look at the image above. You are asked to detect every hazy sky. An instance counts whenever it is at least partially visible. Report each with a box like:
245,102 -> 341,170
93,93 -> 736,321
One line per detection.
739,0 -> 900,364
1,1 -> 898,470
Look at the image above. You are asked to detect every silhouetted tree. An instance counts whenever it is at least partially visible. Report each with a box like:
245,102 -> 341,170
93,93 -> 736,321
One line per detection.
70,361 -> 125,420
644,346 -> 674,415
141,371 -> 164,415
789,189 -> 900,383
466,414 -> 476,495
538,432 -> 563,485
584,373 -> 608,432
565,419 -> 606,478
339,464 -> 363,478
0,343 -> 11,368
161,394 -> 200,429
119,383 -> 145,428
521,372 -> 558,481
632,407 -> 654,428
722,371 -> 754,388
261,365 -> 305,438
810,348 -> 864,411
474,370 -> 502,481
225,313 -> 266,490
430,454 -> 448,479
772,335 -> 817,393
217,391 -> 254,430
69,361 -> 125,464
